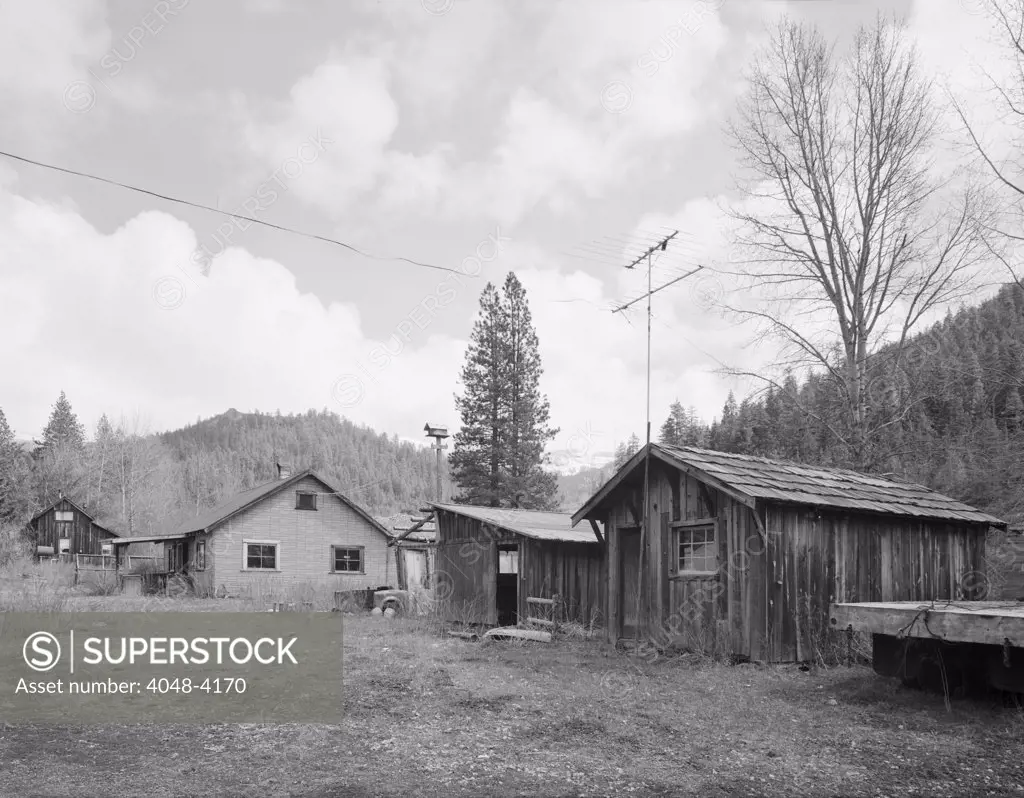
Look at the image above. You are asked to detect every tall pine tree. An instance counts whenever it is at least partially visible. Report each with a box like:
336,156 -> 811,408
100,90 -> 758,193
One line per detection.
34,391 -> 87,502
40,390 -> 86,452
502,274 -> 559,508
450,274 -> 559,509
0,407 -> 30,524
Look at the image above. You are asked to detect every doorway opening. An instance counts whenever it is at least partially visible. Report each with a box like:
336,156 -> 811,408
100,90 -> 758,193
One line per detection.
496,544 -> 519,626
618,527 -> 641,639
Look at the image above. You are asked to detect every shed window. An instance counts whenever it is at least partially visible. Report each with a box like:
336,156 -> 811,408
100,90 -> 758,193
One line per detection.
54,511 -> 74,522
101,543 -> 112,555
296,491 -> 317,511
195,540 -> 206,570
678,525 -> 716,573
244,541 -> 278,570
332,546 -> 363,573
58,538 -> 71,554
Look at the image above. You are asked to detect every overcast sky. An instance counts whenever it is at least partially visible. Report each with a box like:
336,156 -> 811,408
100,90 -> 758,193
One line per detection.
0,0 -> 1009,464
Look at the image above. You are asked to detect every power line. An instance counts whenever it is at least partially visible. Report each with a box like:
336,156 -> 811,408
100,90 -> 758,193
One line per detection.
0,148 -> 466,276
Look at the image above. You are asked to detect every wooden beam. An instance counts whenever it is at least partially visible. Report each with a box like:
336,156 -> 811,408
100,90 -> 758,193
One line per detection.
750,504 -> 768,544
670,516 -> 717,529
831,601 -> 1024,648
390,510 -> 434,546
589,519 -> 605,546
697,482 -> 717,518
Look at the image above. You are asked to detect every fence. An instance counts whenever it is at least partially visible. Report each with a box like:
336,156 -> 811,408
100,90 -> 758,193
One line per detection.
74,553 -> 118,588
523,594 -> 561,632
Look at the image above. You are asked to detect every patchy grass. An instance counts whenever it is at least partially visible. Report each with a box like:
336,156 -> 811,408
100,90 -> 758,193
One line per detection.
2,609 -> 1024,796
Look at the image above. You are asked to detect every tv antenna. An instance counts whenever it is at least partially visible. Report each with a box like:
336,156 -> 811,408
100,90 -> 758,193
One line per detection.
611,229 -> 703,651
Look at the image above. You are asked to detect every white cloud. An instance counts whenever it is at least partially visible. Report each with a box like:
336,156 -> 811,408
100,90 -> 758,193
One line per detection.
243,0 -> 742,227
0,0 -> 109,101
244,55 -> 401,214
0,183 -> 462,443
0,179 -> 754,454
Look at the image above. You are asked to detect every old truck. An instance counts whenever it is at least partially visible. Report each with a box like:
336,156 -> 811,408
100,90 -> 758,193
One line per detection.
830,600 -> 1024,695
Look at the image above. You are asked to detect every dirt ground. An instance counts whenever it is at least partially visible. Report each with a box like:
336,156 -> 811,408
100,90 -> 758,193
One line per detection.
2,607 -> 1024,797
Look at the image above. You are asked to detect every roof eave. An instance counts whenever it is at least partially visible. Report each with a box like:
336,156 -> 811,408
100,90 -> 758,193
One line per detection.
571,446 -> 651,526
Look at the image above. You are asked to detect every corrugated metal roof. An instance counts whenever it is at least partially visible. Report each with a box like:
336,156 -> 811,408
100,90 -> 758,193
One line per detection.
657,444 -> 1005,525
430,503 -> 602,543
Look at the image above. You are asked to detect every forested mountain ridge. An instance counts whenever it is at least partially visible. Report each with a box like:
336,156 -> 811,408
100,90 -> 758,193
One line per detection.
159,409 -> 451,517
663,284 -> 1024,523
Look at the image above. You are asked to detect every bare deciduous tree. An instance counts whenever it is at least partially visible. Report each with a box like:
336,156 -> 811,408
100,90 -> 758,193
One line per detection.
952,0 -> 1024,285
725,16 -> 988,468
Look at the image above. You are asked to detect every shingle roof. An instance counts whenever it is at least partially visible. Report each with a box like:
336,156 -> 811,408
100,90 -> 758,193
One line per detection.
573,444 -> 1005,527
659,445 -> 1004,525
165,470 -> 391,538
430,502 -> 602,543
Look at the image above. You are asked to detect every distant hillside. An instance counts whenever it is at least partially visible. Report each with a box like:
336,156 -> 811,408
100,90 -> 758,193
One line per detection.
557,464 -> 612,512
684,283 -> 1024,523
159,408 -> 450,516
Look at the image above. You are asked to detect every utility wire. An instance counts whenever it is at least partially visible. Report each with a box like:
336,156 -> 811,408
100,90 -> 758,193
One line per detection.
0,148 -> 466,276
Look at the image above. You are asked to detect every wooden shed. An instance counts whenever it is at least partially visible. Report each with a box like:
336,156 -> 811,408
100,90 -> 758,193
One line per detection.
571,443 -> 1005,663
27,495 -> 119,559
430,502 -> 605,628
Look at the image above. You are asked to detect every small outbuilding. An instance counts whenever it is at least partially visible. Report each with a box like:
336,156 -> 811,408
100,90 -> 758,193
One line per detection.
571,443 -> 1005,662
27,495 -> 119,560
430,502 -> 605,628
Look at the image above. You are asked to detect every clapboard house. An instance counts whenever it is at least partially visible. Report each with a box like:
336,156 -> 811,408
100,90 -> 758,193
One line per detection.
571,444 -> 1006,663
112,465 -> 395,599
28,495 -> 119,559
430,502 -> 604,627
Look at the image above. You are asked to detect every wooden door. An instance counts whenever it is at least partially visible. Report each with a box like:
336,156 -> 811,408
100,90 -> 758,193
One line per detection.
401,549 -> 428,590
619,528 -> 641,638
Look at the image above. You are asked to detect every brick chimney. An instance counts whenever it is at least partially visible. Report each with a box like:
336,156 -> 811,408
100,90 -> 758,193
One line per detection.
276,462 -> 292,480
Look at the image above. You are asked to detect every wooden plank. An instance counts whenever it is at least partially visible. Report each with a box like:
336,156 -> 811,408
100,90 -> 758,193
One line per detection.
831,601 -> 1024,646
588,519 -> 605,546
660,511 -> 670,629
670,517 -> 717,529
698,482 -> 717,518
527,597 -> 555,606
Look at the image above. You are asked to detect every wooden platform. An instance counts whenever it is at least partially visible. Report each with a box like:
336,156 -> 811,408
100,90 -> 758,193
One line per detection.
831,600 -> 1024,647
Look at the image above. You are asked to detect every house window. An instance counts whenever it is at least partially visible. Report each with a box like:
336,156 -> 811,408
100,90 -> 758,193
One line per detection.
244,541 -> 278,570
332,546 -> 363,573
678,525 -> 717,573
58,538 -> 71,554
195,540 -> 206,570
296,491 -> 317,511
54,511 -> 73,522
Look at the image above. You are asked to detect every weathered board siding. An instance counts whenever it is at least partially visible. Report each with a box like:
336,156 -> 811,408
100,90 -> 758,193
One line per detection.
434,509 -> 511,625
206,476 -> 394,597
601,461 -> 989,663
30,499 -> 117,557
521,539 -> 604,626
433,508 -> 605,626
